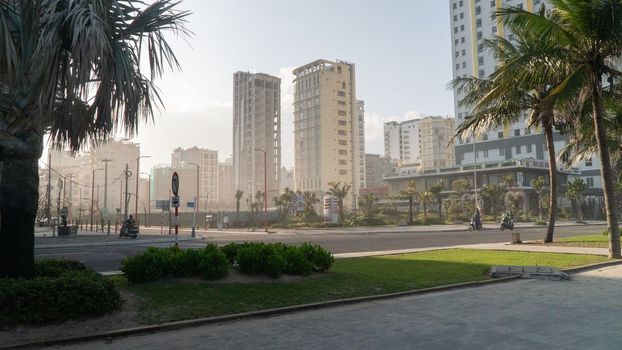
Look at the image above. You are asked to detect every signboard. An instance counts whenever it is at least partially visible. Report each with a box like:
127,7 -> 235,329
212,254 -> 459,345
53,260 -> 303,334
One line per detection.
155,200 -> 170,210
171,196 -> 180,208
187,201 -> 195,208
289,194 -> 304,212
171,172 -> 179,196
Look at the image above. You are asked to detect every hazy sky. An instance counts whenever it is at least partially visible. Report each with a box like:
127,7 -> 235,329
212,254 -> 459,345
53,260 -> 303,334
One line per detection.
126,0 -> 454,171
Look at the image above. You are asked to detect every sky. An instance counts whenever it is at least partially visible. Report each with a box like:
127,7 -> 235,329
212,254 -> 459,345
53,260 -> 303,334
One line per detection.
122,0 -> 455,171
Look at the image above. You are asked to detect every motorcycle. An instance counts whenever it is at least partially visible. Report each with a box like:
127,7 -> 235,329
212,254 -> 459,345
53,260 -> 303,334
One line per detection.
469,217 -> 482,231
500,213 -> 514,231
119,221 -> 139,239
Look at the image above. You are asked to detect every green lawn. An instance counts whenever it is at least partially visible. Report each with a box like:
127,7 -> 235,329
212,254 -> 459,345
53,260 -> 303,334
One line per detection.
120,249 -> 607,324
556,234 -> 609,248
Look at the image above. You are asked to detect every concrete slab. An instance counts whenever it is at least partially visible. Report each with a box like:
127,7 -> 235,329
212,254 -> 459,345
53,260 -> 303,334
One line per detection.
491,265 -> 571,280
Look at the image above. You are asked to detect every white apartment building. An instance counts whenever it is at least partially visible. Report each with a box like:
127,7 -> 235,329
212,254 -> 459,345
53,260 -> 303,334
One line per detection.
383,116 -> 455,171
356,100 -> 366,190
449,0 -> 602,187
233,72 -> 281,201
293,59 -> 361,208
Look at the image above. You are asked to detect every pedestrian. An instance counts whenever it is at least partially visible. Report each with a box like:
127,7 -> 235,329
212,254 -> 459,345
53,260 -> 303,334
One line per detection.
223,215 -> 230,229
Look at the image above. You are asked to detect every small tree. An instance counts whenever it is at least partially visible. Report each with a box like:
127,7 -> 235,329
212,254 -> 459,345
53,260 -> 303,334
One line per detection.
481,184 -> 505,221
418,192 -> 433,220
235,190 -> 244,225
327,182 -> 351,224
531,176 -> 546,221
400,180 -> 417,225
430,184 -> 444,221
451,179 -> 471,218
567,178 -> 588,222
358,193 -> 378,221
300,191 -> 320,222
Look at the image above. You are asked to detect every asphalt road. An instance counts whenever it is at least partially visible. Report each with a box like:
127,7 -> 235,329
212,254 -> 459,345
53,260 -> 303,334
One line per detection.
35,224 -> 607,272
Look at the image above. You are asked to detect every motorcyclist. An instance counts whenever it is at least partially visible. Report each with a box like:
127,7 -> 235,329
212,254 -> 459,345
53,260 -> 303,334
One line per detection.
473,208 -> 482,230
123,215 -> 136,233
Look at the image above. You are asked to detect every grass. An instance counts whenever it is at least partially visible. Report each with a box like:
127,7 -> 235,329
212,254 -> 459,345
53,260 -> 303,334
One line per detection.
555,234 -> 609,248
117,249 -> 607,325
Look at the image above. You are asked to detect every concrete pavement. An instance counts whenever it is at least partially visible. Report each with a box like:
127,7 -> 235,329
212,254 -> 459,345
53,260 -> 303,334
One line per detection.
54,264 -> 622,350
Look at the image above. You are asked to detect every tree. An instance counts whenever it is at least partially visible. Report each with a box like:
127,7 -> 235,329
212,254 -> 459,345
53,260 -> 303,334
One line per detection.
274,188 -> 295,222
235,190 -> 244,225
358,193 -> 378,221
450,5 -> 565,243
481,184 -> 506,221
497,0 -> 622,257
418,192 -> 433,220
0,1 -> 190,278
327,181 -> 351,224
531,176 -> 546,221
566,178 -> 588,222
400,180 -> 417,225
451,179 -> 472,218
430,184 -> 444,221
300,191 -> 320,222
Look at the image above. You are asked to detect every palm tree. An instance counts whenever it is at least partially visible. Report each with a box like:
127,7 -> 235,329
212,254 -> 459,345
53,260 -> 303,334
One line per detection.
400,180 -> 417,225
327,181 -> 351,224
235,190 -> 244,225
496,0 -> 622,257
450,6 -> 564,243
566,178 -> 588,222
0,1 -> 190,278
300,191 -> 320,222
418,192 -> 433,220
358,193 -> 377,221
430,184 -> 444,221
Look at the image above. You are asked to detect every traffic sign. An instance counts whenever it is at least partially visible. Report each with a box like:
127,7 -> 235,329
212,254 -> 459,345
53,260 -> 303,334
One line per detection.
172,172 -> 179,196
171,196 -> 180,208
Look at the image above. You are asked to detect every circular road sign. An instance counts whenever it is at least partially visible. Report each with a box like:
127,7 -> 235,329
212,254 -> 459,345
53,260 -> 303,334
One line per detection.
172,172 -> 179,196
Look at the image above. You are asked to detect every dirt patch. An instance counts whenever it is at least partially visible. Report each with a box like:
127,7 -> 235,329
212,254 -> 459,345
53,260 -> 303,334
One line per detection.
0,290 -> 142,348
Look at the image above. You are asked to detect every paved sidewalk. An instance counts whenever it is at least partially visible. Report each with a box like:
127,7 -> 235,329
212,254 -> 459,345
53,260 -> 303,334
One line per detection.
55,264 -> 622,350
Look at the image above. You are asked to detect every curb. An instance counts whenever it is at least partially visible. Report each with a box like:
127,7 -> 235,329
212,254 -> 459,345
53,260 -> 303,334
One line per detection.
2,276 -> 521,349
34,237 -> 203,250
562,259 -> 622,274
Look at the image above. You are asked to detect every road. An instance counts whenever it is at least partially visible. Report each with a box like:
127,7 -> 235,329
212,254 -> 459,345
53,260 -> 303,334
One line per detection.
34,223 -> 607,272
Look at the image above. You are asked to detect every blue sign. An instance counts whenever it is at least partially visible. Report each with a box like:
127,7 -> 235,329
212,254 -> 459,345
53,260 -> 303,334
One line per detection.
187,201 -> 195,208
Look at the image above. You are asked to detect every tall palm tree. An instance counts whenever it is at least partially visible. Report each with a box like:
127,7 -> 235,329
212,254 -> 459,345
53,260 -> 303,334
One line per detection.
0,0 -> 190,278
450,5 -> 565,243
497,0 -> 622,257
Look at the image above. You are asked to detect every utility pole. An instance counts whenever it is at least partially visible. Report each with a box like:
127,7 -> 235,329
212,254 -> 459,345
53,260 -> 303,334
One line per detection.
102,158 -> 112,211
135,155 -> 151,224
68,174 -> 73,223
124,163 -> 131,221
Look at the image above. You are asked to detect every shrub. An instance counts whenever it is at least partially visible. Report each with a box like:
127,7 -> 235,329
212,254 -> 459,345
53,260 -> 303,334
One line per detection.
358,218 -> 386,226
120,247 -> 175,283
35,259 -> 89,278
199,244 -> 229,280
299,243 -> 334,272
221,242 -> 242,265
601,229 -> 622,236
534,220 -> 547,225
169,247 -> 203,278
237,243 -> 285,278
282,247 -> 313,276
0,262 -> 122,327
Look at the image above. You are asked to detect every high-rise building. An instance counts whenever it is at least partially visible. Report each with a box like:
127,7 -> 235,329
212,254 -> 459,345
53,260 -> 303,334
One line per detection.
293,59 -> 361,207
171,147 -> 218,207
364,154 -> 395,189
356,100 -> 366,190
217,158 -> 234,209
383,117 -> 454,170
448,0 -> 602,186
233,72 -> 281,201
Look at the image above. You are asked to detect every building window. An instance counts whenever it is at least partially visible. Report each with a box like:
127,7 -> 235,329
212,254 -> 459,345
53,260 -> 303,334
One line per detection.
585,158 -> 593,167
339,169 -> 348,175
483,149 -> 489,158
453,15 -> 458,21
514,129 -> 520,136
338,159 -> 347,165
478,44 -> 483,53
338,150 -> 347,155
462,62 -> 467,68
475,6 -> 481,15
524,128 -> 531,135
337,110 -> 346,116
586,177 -> 594,186
462,49 -> 466,56
478,70 -> 485,78
526,144 -> 532,153
476,19 -> 482,28
338,130 -> 347,136
454,27 -> 458,34
460,12 -> 464,19
337,91 -> 346,97
499,148 -> 505,156
338,120 -> 347,126
477,31 -> 483,40
455,51 -> 459,58
338,140 -> 347,146
461,37 -> 465,43
453,3 -> 457,9
515,146 -> 522,154
492,26 -> 497,33
497,131 -> 504,139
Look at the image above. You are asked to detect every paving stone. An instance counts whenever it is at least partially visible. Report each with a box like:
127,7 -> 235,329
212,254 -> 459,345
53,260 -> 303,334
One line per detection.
490,265 -> 571,280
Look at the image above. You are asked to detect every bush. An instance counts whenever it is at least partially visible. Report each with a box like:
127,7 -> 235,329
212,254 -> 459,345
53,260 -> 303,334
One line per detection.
299,243 -> 334,272
221,242 -> 242,265
120,246 -> 229,283
534,220 -> 547,226
237,243 -> 285,278
358,218 -> 386,226
0,261 -> 122,327
601,229 -> 622,236
199,244 -> 229,280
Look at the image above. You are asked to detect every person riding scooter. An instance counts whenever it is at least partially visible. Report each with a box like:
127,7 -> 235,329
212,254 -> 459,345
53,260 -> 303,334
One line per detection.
469,208 -> 482,231
120,215 -> 138,238
501,211 -> 514,231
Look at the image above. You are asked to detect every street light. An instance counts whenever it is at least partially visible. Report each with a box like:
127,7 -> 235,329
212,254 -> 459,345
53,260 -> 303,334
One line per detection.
472,132 -> 478,211
188,162 -> 199,238
90,167 -> 104,231
135,155 -> 151,226
140,172 -> 151,228
254,148 -> 268,233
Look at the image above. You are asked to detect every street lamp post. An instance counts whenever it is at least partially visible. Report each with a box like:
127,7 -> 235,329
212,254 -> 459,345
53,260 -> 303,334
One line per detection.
254,148 -> 268,233
188,162 -> 199,238
135,155 -> 151,226
140,172 -> 151,227
90,167 -> 103,231
472,133 -> 478,210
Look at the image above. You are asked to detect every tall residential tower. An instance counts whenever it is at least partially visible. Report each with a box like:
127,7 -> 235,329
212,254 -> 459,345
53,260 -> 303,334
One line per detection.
233,72 -> 281,201
293,59 -> 361,207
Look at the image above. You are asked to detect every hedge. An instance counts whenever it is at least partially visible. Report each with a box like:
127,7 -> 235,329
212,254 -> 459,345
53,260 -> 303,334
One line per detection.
0,260 -> 122,327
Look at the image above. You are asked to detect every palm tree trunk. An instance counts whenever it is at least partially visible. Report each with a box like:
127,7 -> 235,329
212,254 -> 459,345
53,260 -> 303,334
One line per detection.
592,78 -> 621,258
0,158 -> 39,278
544,122 -> 557,243
408,196 -> 413,225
